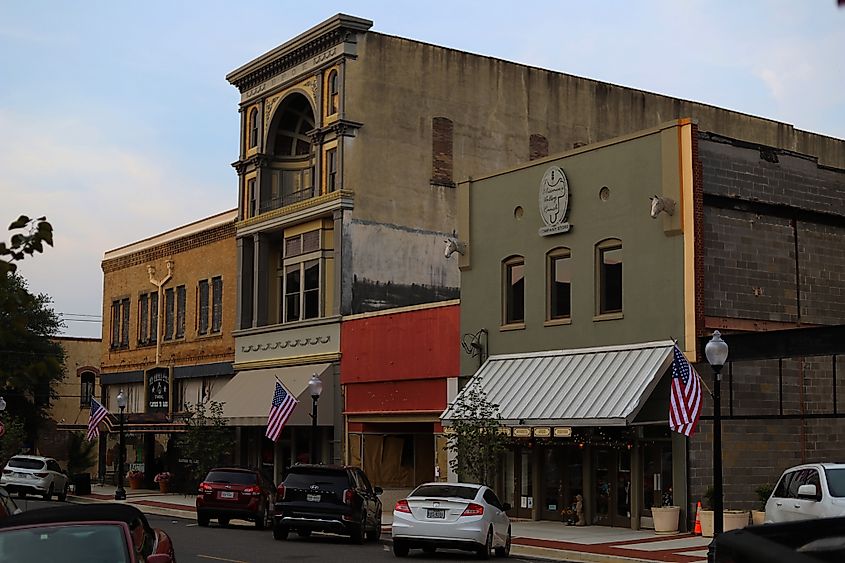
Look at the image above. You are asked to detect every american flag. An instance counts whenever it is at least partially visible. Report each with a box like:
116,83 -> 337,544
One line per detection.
86,398 -> 110,442
266,381 -> 298,442
669,345 -> 703,437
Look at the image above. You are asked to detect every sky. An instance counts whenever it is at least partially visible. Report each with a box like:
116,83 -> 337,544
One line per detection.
2,1 -> 843,338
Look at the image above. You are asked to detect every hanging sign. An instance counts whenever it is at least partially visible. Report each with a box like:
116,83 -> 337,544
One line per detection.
147,368 -> 170,411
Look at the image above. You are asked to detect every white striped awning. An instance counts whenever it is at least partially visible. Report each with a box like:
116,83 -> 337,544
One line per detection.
441,340 -> 675,427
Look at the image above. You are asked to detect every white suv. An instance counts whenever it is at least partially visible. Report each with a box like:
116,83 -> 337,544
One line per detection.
764,462 -> 845,523
0,455 -> 69,501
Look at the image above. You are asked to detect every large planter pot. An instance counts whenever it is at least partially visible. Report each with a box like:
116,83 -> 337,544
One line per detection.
158,481 -> 170,493
751,510 -> 766,526
700,510 -> 714,538
724,510 -> 749,532
652,506 -> 681,534
128,477 -> 143,490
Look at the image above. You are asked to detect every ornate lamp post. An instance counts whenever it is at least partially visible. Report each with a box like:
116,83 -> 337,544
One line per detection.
114,390 -> 128,501
308,374 -> 323,464
705,330 -> 729,535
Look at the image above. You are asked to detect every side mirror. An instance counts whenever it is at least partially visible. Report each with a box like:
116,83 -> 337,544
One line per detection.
502,503 -> 511,511
374,486 -> 383,495
797,484 -> 818,500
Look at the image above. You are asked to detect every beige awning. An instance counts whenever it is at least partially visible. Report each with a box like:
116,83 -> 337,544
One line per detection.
441,341 -> 675,427
211,363 -> 333,426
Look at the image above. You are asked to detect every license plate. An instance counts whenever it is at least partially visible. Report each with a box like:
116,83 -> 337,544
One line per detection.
427,508 -> 445,519
306,494 -> 321,502
219,491 -> 235,499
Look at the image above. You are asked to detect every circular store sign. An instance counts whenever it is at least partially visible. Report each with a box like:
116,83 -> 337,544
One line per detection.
539,166 -> 572,236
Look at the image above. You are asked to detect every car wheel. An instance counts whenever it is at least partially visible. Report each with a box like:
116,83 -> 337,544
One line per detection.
273,523 -> 289,541
219,517 -> 230,527
255,504 -> 268,530
43,483 -> 54,501
197,512 -> 210,527
366,512 -> 382,542
58,482 -> 68,502
297,529 -> 312,538
393,539 -> 409,557
476,527 -> 492,560
422,546 -> 437,554
494,526 -> 511,557
350,512 -> 366,544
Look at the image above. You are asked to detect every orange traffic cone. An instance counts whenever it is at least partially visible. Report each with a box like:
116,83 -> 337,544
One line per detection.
693,501 -> 702,535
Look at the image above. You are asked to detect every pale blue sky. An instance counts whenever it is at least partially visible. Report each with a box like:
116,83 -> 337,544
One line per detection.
2,1 -> 842,338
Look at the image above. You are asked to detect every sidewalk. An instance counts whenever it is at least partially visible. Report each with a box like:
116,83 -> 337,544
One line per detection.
69,485 -> 712,562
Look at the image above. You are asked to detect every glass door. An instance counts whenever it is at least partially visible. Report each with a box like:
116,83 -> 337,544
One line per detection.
541,447 -> 563,520
593,447 -> 631,527
594,448 -> 612,525
512,448 -> 533,519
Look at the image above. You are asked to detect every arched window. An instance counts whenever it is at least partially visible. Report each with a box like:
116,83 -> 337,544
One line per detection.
596,238 -> 623,315
328,70 -> 339,115
80,372 -> 95,407
248,107 -> 259,149
547,248 -> 571,321
503,255 -> 525,326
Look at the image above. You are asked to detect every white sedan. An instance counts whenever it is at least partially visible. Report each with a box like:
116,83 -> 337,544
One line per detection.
391,482 -> 511,558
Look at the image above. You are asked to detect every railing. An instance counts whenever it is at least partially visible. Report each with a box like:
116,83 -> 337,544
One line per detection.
259,186 -> 316,214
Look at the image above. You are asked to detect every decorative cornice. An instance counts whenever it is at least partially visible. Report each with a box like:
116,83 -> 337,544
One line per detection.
226,14 -> 373,93
236,190 -> 354,231
231,153 -> 270,176
240,335 -> 331,354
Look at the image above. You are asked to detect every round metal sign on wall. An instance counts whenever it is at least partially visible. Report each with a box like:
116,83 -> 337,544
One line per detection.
538,165 -> 572,236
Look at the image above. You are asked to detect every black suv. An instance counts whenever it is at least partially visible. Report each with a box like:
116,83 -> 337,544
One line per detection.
273,464 -> 382,543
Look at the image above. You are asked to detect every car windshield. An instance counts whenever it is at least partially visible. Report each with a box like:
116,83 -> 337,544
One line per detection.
284,470 -> 348,493
205,470 -> 257,485
410,484 -> 479,500
0,524 -> 130,562
825,468 -> 845,497
7,459 -> 44,470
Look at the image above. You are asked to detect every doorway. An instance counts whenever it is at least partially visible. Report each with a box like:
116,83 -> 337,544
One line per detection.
509,447 -> 533,519
593,447 -> 631,527
540,446 -> 584,521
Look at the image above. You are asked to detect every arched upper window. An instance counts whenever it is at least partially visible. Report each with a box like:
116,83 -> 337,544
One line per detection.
248,107 -> 259,149
328,70 -> 339,115
547,247 -> 571,321
80,372 -> 95,407
502,255 -> 525,326
265,93 -> 316,209
596,238 -> 623,315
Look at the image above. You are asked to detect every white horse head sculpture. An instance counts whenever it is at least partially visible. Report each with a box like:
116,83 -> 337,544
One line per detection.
649,195 -> 676,218
444,238 -> 466,258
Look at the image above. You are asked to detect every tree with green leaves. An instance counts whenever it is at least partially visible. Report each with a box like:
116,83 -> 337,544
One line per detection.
177,400 -> 235,488
0,272 -> 66,435
0,415 -> 27,470
445,378 -> 508,486
0,216 -> 53,275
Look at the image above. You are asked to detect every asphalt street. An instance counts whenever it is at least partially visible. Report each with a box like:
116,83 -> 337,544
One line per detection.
13,498 -> 544,562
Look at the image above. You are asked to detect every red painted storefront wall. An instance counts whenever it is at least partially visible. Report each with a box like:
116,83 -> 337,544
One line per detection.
341,303 -> 459,415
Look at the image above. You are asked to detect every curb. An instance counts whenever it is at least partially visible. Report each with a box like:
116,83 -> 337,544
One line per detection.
68,495 -> 197,521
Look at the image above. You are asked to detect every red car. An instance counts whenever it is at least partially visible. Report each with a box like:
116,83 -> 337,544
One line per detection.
196,467 -> 275,529
0,503 -> 176,562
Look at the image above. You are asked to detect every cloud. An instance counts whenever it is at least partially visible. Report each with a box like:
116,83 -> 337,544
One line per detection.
0,110 -> 233,337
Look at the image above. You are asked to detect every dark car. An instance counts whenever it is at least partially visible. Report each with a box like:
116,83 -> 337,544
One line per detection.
196,467 -> 275,529
273,464 -> 382,543
0,503 -> 175,562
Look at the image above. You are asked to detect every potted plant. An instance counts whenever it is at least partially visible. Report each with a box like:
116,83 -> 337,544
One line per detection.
752,483 -> 773,525
127,470 -> 144,489
154,471 -> 172,493
652,488 -> 680,534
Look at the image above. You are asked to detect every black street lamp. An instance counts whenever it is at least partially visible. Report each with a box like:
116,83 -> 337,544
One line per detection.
308,374 -> 323,464
705,330 -> 729,536
114,390 -> 128,501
